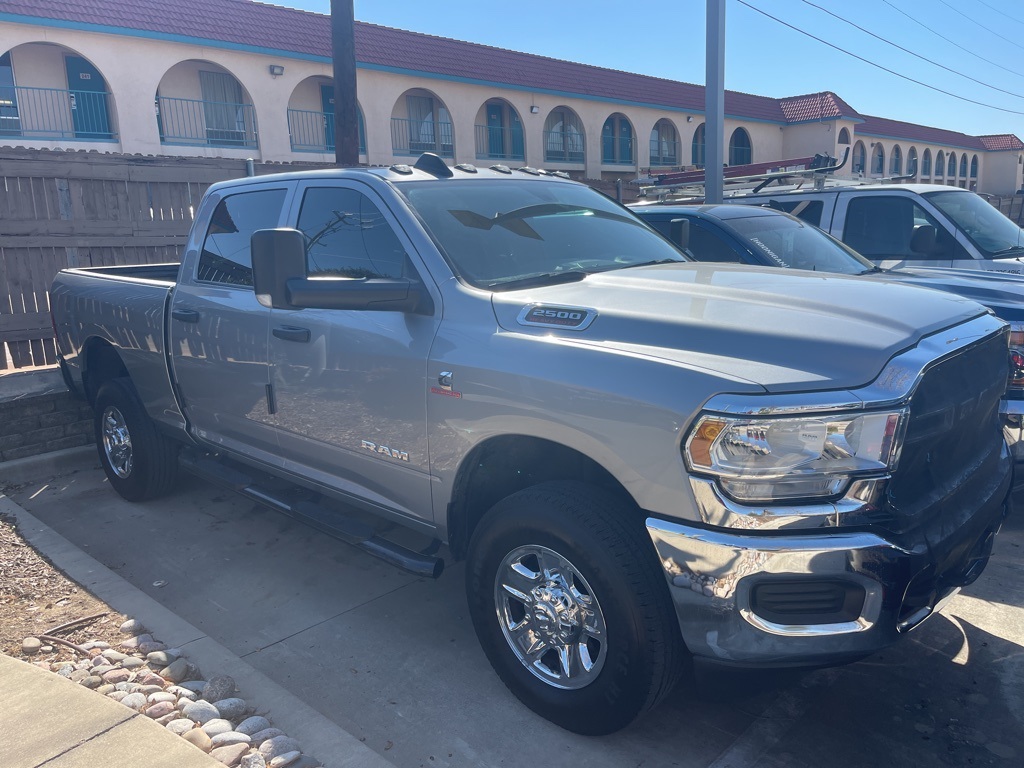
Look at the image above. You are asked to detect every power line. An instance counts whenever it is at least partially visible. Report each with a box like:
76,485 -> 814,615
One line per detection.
975,0 -> 1024,27
799,0 -> 1024,101
937,0 -> 1024,51
735,0 -> 1024,116
882,0 -> 1024,80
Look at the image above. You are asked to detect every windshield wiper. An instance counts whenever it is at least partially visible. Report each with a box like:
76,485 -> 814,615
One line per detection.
990,245 -> 1024,256
611,258 -> 685,271
485,270 -> 589,291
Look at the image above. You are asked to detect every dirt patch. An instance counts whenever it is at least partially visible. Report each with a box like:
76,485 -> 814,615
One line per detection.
0,509 -> 125,659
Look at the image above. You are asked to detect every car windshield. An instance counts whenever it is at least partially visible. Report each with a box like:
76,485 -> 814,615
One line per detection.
396,179 -> 686,290
924,190 -> 1024,257
726,213 -> 874,275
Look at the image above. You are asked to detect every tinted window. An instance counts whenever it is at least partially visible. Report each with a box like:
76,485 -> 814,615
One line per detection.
843,196 -> 966,261
728,213 -> 871,275
687,223 -> 744,263
297,187 -> 408,278
763,200 -> 824,227
198,189 -> 286,286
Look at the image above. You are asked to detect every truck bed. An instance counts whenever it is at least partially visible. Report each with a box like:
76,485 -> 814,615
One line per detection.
50,263 -> 185,434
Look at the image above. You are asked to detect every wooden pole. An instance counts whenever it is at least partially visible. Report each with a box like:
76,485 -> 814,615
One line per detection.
331,0 -> 359,166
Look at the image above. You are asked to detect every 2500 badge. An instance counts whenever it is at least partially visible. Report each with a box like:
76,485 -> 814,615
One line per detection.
517,304 -> 596,330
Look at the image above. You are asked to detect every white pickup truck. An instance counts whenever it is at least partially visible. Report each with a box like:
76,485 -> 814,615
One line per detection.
728,183 -> 1024,273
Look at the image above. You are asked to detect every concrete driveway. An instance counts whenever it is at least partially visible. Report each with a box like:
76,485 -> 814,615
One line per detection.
7,453 -> 1024,768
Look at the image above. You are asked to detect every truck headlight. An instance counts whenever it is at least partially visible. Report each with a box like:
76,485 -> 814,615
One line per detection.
684,410 -> 907,502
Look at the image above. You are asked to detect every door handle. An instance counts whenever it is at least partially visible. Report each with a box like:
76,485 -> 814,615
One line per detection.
171,308 -> 200,323
273,326 -> 311,343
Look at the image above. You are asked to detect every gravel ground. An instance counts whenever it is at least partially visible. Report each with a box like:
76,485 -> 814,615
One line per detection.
0,505 -> 319,768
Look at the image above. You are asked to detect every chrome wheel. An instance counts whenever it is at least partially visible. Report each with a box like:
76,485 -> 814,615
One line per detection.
101,405 -> 133,479
494,544 -> 607,690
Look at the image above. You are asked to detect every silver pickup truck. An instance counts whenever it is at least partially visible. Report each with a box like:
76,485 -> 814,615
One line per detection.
51,154 -> 1012,735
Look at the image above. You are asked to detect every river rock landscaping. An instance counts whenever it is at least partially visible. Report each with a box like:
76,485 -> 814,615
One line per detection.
1,507 -> 319,767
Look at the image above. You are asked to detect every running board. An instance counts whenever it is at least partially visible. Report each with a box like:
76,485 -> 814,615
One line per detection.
179,451 -> 444,579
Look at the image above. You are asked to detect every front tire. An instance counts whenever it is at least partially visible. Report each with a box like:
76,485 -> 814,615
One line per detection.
466,481 -> 685,735
94,378 -> 178,501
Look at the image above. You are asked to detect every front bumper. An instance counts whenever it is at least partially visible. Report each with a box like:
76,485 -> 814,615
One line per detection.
647,465 -> 1011,665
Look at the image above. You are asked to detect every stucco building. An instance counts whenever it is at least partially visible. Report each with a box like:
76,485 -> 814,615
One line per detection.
1,0 -> 1022,193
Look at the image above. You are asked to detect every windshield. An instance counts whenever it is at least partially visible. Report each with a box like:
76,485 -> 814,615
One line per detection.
924,190 -> 1024,257
396,179 -> 686,290
727,213 -> 874,275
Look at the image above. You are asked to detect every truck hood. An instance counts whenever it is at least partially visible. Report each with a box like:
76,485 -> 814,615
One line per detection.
875,266 -> 1024,323
491,263 -> 989,393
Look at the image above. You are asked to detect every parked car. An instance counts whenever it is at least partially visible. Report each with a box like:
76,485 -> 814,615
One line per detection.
51,155 -> 1012,735
632,202 -> 1024,473
722,183 -> 1024,273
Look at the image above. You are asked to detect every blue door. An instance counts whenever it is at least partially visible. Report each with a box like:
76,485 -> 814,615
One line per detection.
319,84 -> 335,151
486,103 -> 504,158
64,56 -> 111,139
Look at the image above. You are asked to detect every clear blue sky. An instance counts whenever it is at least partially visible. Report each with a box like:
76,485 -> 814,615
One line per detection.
273,0 -> 1024,138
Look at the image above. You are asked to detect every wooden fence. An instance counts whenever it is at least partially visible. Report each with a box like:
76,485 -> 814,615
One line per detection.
0,149 -> 330,370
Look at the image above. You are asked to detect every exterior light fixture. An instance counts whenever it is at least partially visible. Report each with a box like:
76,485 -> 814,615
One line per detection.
269,64 -> 285,77
687,116 -> 693,122
530,105 -> 540,114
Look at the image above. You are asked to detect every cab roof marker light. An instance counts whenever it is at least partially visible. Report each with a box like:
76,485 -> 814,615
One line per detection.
489,164 -> 513,174
389,164 -> 413,175
455,163 -> 478,174
516,166 -> 541,176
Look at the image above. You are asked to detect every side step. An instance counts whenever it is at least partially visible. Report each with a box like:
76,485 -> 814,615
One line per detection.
179,451 -> 444,579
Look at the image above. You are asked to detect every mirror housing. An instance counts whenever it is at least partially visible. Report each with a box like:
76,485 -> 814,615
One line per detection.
910,224 -> 937,254
670,218 -> 691,250
251,228 -> 433,315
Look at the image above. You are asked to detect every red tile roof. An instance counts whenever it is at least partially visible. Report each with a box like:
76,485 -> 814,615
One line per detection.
978,134 -> 1024,151
778,91 -> 859,122
2,0 -> 1021,150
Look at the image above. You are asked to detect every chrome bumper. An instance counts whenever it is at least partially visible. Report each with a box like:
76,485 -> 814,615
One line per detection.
647,477 -> 1009,665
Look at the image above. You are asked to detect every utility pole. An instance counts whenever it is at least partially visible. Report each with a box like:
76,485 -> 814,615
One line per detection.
705,0 -> 725,203
331,0 -> 359,166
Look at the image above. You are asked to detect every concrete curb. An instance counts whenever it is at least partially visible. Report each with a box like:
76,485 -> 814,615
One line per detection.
1,445 -> 97,486
0,491 -> 395,768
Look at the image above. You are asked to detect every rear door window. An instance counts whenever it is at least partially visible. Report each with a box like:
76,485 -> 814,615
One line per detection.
198,189 -> 287,286
687,222 -> 745,263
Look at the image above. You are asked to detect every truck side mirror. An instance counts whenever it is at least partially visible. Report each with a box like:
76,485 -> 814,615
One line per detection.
252,228 -> 306,309
910,224 -> 936,255
670,218 -> 690,250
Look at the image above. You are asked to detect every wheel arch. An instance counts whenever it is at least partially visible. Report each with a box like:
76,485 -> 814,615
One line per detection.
81,337 -> 130,406
446,434 -> 637,561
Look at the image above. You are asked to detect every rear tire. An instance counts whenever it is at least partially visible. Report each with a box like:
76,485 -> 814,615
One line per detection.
465,481 -> 685,735
94,378 -> 178,501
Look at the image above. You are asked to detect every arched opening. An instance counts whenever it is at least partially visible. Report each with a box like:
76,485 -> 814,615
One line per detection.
838,127 -> 850,144
852,141 -> 866,173
728,127 -> 752,165
287,76 -> 364,155
890,145 -> 902,175
601,113 -> 635,165
474,98 -> 524,161
692,122 -> 705,167
921,148 -> 932,177
391,88 -> 453,157
156,60 -> 256,148
948,151 -> 957,178
650,119 -> 679,167
907,147 -> 918,177
936,150 -> 945,177
0,43 -> 118,142
970,154 -> 979,178
544,106 -> 585,164
871,144 -> 885,175
959,154 -> 968,178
